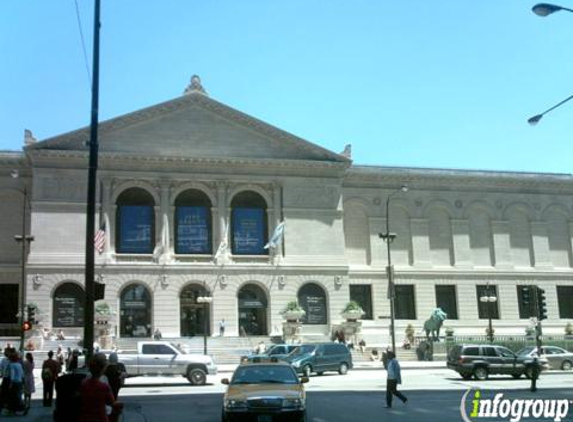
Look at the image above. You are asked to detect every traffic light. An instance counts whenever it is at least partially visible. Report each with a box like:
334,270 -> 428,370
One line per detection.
521,286 -> 532,317
537,288 -> 548,320
27,305 -> 36,324
94,281 -> 105,301
23,321 -> 32,331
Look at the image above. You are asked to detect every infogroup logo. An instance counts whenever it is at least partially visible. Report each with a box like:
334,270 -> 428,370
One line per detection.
460,389 -> 570,422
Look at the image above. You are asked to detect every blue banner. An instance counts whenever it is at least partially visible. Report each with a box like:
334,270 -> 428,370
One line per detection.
232,208 -> 266,254
176,206 -> 211,254
119,205 -> 153,253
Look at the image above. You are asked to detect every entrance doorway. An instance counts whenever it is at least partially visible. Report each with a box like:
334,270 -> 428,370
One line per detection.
180,284 -> 210,337
238,284 -> 267,336
120,284 -> 151,338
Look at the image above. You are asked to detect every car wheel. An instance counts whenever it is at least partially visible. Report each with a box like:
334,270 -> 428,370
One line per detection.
188,368 -> 207,385
512,373 -> 522,379
302,365 -> 312,377
338,363 -> 349,375
561,361 -> 572,371
298,411 -> 307,422
462,374 -> 472,380
317,371 -> 324,376
473,367 -> 488,380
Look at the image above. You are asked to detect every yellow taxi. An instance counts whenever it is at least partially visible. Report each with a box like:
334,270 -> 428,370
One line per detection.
221,360 -> 308,422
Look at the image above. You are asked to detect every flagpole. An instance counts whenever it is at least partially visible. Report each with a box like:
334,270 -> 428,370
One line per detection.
84,0 -> 101,362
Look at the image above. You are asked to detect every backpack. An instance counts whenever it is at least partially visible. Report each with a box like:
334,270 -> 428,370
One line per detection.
42,367 -> 53,381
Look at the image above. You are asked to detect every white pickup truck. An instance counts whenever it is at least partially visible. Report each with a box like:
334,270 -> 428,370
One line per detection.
117,341 -> 217,385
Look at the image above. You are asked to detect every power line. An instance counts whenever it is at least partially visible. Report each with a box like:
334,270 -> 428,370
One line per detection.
74,0 -> 92,89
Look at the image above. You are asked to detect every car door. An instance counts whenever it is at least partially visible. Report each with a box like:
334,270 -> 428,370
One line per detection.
543,346 -> 561,369
482,346 -> 502,373
496,346 -> 520,374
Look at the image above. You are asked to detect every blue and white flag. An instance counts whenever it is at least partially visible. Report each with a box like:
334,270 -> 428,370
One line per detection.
264,221 -> 285,249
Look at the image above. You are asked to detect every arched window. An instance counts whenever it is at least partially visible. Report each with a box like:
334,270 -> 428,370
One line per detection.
231,191 -> 268,255
174,190 -> 212,254
53,283 -> 85,327
298,283 -> 327,325
116,188 -> 155,254
120,284 -> 152,338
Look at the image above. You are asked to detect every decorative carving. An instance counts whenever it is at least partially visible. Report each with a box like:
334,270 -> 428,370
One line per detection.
454,200 -> 463,208
415,199 -> 423,207
373,198 -> 381,205
184,75 -> 207,95
495,200 -> 503,209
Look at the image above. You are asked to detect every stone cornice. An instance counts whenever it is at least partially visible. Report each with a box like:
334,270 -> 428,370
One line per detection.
27,92 -> 350,164
345,165 -> 573,193
27,149 -> 350,176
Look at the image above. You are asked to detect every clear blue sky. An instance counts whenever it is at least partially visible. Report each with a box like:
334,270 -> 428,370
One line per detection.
1,1 -> 572,174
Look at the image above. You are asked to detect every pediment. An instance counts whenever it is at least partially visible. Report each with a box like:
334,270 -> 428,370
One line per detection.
29,92 -> 349,164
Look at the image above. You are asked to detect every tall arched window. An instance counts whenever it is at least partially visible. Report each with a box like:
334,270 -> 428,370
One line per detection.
53,283 -> 85,327
116,188 -> 155,254
175,190 -> 212,254
298,283 -> 327,325
120,283 -> 152,338
231,191 -> 268,255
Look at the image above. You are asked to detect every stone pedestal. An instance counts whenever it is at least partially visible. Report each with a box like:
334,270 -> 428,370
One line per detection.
282,321 -> 302,343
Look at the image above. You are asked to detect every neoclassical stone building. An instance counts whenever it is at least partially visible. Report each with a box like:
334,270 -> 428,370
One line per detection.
1,77 -> 572,343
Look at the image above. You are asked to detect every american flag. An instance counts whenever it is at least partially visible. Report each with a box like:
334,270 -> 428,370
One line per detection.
94,221 -> 106,254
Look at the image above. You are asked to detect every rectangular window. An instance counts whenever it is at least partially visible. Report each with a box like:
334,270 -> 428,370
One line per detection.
517,285 -> 535,319
395,285 -> 416,320
232,208 -> 266,255
557,286 -> 573,318
176,206 -> 211,254
435,285 -> 458,319
118,205 -> 153,253
349,285 -> 373,320
0,284 -> 19,324
476,285 -> 499,319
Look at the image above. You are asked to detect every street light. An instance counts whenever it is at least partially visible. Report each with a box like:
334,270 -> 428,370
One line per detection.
197,287 -> 213,355
532,3 -> 573,16
528,3 -> 573,125
479,282 -> 497,343
11,170 -> 35,351
379,185 -> 409,354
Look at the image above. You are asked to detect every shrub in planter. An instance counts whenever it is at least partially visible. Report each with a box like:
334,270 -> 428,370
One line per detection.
341,301 -> 364,321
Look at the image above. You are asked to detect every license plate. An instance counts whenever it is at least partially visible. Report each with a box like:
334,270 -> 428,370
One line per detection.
257,416 -> 272,422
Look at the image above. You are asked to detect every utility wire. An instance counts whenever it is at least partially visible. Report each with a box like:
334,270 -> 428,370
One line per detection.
74,0 -> 92,89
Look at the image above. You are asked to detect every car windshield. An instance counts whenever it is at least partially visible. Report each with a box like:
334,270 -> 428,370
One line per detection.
289,345 -> 316,356
517,347 -> 536,356
231,365 -> 300,385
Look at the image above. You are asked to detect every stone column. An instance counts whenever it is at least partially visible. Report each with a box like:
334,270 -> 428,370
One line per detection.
491,220 -> 512,269
531,221 -> 552,268
410,218 -> 431,267
451,219 -> 472,268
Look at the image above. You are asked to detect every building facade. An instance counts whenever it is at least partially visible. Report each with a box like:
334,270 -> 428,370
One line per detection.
1,77 -> 572,344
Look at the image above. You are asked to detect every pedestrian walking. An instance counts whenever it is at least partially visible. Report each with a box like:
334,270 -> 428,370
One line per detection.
41,350 -> 61,407
219,319 -> 226,337
153,328 -> 162,340
79,353 -> 123,422
22,352 -> 35,413
104,352 -> 127,400
385,350 -> 407,408
0,346 -> 13,413
5,350 -> 25,415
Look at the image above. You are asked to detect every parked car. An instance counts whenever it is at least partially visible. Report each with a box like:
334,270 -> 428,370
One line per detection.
284,343 -> 352,377
447,344 -> 548,380
117,341 -> 217,385
242,344 -> 299,363
517,345 -> 573,370
221,361 -> 308,422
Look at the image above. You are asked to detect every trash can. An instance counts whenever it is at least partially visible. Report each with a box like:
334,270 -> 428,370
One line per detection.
53,372 -> 87,422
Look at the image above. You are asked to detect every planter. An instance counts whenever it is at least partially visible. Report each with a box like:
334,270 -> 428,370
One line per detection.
283,311 -> 305,322
341,310 -> 364,322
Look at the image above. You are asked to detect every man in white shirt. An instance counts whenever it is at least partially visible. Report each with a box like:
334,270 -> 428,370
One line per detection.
385,351 -> 407,408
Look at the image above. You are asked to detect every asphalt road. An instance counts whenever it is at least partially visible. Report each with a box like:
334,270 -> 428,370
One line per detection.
22,368 -> 573,422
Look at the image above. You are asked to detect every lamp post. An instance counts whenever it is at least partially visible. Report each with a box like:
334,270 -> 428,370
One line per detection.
197,288 -> 213,355
479,282 -> 497,343
11,170 -> 35,351
528,3 -> 573,125
379,185 -> 409,354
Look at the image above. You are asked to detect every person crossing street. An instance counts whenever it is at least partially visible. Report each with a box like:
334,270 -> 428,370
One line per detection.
385,350 -> 408,408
